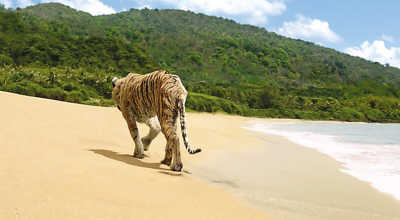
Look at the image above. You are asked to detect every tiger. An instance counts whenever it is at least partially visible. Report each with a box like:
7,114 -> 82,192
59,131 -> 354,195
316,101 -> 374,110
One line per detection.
111,70 -> 201,172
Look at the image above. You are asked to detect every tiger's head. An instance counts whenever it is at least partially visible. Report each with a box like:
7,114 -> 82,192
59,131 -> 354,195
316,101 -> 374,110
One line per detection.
112,77 -> 121,110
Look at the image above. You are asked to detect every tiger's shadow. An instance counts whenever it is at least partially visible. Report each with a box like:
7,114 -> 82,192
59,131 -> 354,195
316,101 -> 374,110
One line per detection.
89,149 -> 169,171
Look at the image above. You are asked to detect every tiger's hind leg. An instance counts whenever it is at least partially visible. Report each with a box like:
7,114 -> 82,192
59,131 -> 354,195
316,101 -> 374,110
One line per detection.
142,117 -> 161,151
160,141 -> 172,166
159,111 -> 182,171
122,109 -> 144,159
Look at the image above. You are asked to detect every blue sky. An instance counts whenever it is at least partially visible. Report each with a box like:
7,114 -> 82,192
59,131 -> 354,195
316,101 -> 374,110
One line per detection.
2,0 -> 400,68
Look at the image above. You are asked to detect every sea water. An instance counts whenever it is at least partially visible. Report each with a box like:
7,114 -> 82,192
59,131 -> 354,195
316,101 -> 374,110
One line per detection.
245,121 -> 400,201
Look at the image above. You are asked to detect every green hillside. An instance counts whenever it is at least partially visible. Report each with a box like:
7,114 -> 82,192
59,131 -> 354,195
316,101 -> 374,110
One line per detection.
0,5 -> 159,104
1,3 -> 400,122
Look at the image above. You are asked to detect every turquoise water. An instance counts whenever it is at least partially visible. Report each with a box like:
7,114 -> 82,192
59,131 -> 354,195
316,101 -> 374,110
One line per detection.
245,121 -> 400,200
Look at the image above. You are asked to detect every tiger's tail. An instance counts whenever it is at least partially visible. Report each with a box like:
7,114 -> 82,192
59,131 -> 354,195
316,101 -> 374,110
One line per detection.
178,95 -> 201,154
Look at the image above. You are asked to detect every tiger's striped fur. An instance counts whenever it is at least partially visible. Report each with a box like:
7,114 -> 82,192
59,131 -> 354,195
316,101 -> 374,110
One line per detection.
112,70 -> 201,171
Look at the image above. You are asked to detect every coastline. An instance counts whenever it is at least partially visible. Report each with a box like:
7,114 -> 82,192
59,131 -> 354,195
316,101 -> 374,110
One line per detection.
1,91 -> 399,219
190,117 -> 400,219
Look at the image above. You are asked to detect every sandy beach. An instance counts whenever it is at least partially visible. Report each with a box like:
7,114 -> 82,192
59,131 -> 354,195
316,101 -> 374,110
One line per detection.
1,91 -> 400,219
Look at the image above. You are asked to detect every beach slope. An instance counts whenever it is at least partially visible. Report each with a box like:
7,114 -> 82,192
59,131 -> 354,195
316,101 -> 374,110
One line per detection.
0,92 -> 269,220
2,91 -> 400,220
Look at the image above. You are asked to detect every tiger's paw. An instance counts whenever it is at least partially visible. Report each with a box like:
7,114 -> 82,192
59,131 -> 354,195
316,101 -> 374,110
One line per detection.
171,163 -> 183,172
133,152 -> 145,159
141,137 -> 151,151
160,158 -> 172,166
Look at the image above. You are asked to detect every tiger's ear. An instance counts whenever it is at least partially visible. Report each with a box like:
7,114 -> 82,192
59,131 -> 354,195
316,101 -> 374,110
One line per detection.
112,77 -> 119,88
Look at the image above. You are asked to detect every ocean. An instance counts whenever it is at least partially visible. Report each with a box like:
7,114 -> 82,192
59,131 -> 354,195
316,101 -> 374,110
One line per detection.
245,121 -> 400,201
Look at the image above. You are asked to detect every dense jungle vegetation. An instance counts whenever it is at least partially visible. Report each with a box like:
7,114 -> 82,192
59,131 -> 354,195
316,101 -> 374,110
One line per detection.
1,3 -> 400,122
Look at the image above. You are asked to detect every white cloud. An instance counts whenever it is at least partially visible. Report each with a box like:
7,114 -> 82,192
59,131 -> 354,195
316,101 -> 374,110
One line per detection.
139,4 -> 152,9
381,34 -> 395,43
16,0 -> 34,8
137,0 -> 286,25
277,15 -> 341,43
1,0 -> 37,8
1,0 -> 115,14
345,40 -> 400,68
42,0 -> 116,15
0,0 -> 13,8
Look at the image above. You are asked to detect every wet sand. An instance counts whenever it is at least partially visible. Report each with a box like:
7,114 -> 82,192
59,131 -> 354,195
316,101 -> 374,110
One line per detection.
191,130 -> 400,219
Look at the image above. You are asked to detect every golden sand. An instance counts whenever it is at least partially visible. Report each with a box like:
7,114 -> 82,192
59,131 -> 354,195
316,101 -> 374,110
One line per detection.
0,92 -> 269,220
1,91 -> 399,220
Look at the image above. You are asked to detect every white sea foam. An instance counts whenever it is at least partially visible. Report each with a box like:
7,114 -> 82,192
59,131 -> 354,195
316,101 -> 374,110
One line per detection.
244,122 -> 400,201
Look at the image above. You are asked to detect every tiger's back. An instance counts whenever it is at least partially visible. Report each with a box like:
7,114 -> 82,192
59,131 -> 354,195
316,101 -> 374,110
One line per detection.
117,70 -> 187,123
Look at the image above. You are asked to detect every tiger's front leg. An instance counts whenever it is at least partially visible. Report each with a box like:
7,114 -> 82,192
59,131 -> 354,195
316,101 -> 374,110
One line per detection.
122,110 -> 144,159
142,117 -> 161,151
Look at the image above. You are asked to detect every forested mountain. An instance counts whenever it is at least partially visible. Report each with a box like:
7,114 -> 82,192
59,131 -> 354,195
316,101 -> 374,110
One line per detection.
22,3 -> 400,84
1,3 -> 400,122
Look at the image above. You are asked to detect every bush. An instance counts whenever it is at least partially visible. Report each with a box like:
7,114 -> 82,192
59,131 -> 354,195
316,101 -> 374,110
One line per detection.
187,92 -> 246,114
364,109 -> 385,122
47,87 -> 67,101
66,90 -> 82,103
0,54 -> 13,65
333,107 -> 365,121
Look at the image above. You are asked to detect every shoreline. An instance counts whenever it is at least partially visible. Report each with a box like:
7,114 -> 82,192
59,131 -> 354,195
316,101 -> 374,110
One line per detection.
189,117 -> 400,219
244,120 -> 400,201
1,91 -> 399,220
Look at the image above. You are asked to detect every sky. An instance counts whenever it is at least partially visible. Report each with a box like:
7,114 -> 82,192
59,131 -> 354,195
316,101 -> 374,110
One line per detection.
2,0 -> 400,68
